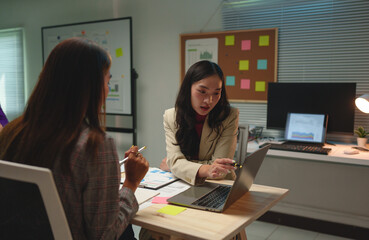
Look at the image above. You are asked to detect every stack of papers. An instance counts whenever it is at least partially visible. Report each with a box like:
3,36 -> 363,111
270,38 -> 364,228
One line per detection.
139,167 -> 178,190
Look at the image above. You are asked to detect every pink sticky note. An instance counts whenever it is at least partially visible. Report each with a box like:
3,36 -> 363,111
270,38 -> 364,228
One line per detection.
152,196 -> 170,204
241,79 -> 250,89
241,40 -> 251,51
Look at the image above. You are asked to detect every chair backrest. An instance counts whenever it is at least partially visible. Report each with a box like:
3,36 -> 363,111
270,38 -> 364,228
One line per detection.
235,124 -> 249,164
0,160 -> 72,240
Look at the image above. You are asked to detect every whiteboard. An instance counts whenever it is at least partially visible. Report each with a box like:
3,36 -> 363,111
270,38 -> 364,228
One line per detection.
42,17 -> 132,115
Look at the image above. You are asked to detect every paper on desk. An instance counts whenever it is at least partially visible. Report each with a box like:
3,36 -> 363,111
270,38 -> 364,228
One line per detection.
139,180 -> 191,210
120,184 -> 159,205
135,188 -> 159,204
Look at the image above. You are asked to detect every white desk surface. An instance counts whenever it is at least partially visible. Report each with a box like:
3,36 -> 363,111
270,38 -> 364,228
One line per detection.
248,141 -> 369,167
131,181 -> 289,240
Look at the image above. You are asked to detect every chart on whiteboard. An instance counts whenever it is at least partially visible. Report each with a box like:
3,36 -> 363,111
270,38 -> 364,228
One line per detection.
185,38 -> 218,72
43,19 -> 132,115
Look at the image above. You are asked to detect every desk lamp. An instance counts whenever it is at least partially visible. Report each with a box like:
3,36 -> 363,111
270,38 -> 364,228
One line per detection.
355,94 -> 369,114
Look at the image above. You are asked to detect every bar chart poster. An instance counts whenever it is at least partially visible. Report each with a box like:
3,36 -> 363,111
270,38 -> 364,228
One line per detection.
42,18 -> 132,115
181,28 -> 278,102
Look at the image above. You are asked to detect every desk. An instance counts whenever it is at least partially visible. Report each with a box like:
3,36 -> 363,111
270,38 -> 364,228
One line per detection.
246,141 -> 369,228
248,141 -> 369,167
131,181 -> 289,240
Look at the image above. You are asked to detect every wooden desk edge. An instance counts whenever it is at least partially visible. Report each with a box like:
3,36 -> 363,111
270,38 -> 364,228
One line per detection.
132,184 -> 289,240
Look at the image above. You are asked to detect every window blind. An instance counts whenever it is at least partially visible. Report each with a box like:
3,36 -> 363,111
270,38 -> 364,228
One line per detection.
222,0 -> 369,141
0,28 -> 25,122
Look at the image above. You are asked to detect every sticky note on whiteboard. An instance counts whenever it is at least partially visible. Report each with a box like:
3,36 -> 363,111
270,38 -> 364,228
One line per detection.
116,48 -> 123,58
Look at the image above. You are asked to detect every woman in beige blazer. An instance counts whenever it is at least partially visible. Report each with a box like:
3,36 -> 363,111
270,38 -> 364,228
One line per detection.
162,60 -> 239,185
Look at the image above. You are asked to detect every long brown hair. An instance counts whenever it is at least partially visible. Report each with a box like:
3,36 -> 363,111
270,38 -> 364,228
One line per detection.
175,60 -> 231,158
0,38 -> 111,173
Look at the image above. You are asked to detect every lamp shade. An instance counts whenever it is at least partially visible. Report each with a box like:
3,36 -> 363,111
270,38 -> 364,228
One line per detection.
355,94 -> 369,114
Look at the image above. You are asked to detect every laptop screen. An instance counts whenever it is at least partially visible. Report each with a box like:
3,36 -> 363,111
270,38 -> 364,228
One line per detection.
284,113 -> 328,143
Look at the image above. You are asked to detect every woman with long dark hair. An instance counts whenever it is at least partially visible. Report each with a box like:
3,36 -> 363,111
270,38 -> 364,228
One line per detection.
0,38 -> 148,239
162,60 -> 239,185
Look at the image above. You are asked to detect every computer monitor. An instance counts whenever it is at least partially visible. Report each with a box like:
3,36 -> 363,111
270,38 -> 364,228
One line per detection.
284,113 -> 328,144
267,82 -> 356,135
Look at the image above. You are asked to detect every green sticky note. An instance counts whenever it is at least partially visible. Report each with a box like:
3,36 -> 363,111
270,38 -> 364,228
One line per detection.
226,76 -> 235,86
116,48 -> 123,58
259,35 -> 269,46
225,35 -> 235,46
157,205 -> 186,216
257,59 -> 267,70
239,60 -> 249,71
255,81 -> 266,92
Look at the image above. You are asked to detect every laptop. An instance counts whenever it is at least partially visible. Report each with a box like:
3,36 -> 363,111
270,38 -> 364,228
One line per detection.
284,112 -> 328,146
167,144 -> 270,212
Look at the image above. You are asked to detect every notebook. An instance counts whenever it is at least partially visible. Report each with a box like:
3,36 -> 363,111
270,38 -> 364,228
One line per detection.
284,112 -> 328,146
167,144 -> 270,212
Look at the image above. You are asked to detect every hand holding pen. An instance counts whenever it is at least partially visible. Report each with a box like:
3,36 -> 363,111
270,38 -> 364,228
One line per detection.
122,146 -> 149,192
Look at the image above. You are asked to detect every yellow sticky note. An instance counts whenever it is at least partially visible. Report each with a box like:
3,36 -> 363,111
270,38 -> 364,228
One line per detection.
157,205 -> 186,216
239,60 -> 249,71
259,35 -> 269,46
116,48 -> 123,58
225,35 -> 235,46
255,81 -> 266,92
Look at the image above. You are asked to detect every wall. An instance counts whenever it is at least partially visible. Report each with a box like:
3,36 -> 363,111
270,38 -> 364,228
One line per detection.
2,0 -> 369,229
0,0 -> 223,165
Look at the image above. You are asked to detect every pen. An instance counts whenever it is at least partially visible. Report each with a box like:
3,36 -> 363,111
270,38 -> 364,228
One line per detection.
231,162 -> 243,168
119,146 -> 146,165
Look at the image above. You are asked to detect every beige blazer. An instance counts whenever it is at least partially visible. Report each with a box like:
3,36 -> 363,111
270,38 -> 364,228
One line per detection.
163,107 -> 239,185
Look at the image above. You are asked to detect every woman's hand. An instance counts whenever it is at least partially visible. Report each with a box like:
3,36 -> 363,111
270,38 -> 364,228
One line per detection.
197,158 -> 236,178
159,157 -> 170,172
123,146 -> 149,192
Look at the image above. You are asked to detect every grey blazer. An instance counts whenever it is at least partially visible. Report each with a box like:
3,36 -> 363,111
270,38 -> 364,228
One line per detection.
163,107 -> 239,185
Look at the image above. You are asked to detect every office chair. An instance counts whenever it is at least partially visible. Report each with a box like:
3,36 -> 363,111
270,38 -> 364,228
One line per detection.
235,124 -> 250,165
0,160 -> 72,240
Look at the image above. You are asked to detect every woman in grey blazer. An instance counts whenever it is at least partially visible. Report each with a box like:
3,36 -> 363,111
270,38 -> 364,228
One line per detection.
162,60 -> 239,185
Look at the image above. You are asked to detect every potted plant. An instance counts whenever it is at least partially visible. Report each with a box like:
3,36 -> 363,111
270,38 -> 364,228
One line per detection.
354,126 -> 368,147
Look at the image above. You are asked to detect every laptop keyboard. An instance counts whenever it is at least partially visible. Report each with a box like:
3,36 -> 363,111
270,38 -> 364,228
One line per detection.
192,185 -> 231,209
259,143 -> 331,155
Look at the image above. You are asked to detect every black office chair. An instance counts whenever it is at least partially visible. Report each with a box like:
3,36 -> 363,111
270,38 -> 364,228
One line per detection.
0,160 -> 72,240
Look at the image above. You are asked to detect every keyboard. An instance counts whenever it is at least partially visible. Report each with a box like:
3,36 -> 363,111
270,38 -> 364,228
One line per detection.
259,143 -> 332,155
192,185 -> 231,209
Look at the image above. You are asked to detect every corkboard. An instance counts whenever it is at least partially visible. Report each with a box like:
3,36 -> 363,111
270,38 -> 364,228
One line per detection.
180,28 -> 278,102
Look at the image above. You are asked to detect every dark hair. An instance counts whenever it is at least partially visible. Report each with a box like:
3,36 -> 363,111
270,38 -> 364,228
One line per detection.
174,60 -> 231,158
0,38 -> 111,173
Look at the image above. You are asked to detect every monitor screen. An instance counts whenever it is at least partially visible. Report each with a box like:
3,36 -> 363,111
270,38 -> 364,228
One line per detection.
285,113 -> 327,143
267,82 -> 356,134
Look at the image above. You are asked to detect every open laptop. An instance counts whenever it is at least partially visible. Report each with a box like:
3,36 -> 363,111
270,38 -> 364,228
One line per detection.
284,112 -> 328,146
167,144 -> 270,212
